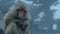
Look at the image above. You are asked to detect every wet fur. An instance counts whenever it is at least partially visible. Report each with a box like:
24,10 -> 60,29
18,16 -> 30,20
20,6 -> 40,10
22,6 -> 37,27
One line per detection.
3,1 -> 30,34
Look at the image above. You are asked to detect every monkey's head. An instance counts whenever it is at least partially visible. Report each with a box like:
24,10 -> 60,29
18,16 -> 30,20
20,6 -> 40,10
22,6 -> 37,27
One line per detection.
15,1 -> 29,18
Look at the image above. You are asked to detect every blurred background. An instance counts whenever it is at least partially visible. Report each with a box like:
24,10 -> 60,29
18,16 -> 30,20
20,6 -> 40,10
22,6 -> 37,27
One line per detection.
0,0 -> 60,34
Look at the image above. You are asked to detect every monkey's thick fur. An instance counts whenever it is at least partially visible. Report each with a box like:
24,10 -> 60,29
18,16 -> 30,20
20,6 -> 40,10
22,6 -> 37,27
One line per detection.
3,1 -> 30,34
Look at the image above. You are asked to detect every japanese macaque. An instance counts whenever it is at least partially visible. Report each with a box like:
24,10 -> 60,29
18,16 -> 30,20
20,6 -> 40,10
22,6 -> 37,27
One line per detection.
3,1 -> 31,34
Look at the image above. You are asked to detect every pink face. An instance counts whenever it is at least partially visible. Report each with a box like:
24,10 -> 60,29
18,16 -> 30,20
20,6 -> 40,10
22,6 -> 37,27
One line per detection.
18,9 -> 24,17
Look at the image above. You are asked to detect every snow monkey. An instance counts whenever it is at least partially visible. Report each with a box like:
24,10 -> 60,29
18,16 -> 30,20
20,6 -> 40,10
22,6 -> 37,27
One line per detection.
3,1 -> 31,34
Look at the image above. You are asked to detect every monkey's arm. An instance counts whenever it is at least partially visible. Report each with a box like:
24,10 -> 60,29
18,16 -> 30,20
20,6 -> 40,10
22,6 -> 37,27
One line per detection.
3,9 -> 16,32
3,12 -> 11,32
23,19 -> 30,34
5,22 -> 18,34
25,11 -> 30,34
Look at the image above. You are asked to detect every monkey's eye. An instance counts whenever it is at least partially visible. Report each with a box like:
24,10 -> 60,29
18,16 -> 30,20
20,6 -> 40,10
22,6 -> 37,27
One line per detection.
17,9 -> 20,11
17,9 -> 26,13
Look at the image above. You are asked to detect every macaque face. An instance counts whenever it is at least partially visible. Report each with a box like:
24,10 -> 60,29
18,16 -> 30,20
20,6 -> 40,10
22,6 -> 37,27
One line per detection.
17,8 -> 26,17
